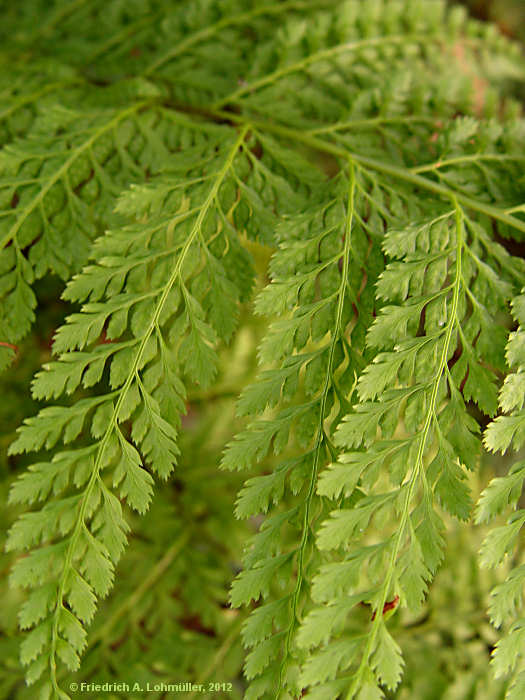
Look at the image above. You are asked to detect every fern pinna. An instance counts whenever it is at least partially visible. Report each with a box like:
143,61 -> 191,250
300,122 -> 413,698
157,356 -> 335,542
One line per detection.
2,0 -> 525,698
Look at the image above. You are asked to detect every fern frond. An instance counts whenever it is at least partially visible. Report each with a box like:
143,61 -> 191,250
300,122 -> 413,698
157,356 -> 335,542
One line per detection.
213,0 -> 524,128
0,65 -> 81,150
0,98 -> 176,369
6,122 -> 253,696
476,291 -> 525,697
222,163 -> 394,697
73,414 -> 251,696
4,1 -> 525,697
299,202 -> 525,697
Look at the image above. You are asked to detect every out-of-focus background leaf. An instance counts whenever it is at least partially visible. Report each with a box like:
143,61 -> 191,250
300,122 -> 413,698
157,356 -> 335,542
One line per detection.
458,0 -> 525,37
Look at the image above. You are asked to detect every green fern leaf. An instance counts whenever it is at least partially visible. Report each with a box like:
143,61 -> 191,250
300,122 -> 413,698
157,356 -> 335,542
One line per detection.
7,121 -> 255,693
303,201 -> 524,696
3,2 -> 525,698
476,291 -> 525,696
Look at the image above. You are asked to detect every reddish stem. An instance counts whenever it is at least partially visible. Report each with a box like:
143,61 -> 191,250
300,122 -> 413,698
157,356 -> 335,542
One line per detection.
371,595 -> 400,621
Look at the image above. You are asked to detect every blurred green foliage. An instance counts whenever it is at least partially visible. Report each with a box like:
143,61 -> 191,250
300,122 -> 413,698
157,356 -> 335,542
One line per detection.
458,0 -> 525,38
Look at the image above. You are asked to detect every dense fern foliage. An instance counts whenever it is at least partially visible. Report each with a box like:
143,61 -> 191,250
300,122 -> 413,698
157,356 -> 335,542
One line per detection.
2,0 -> 525,698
